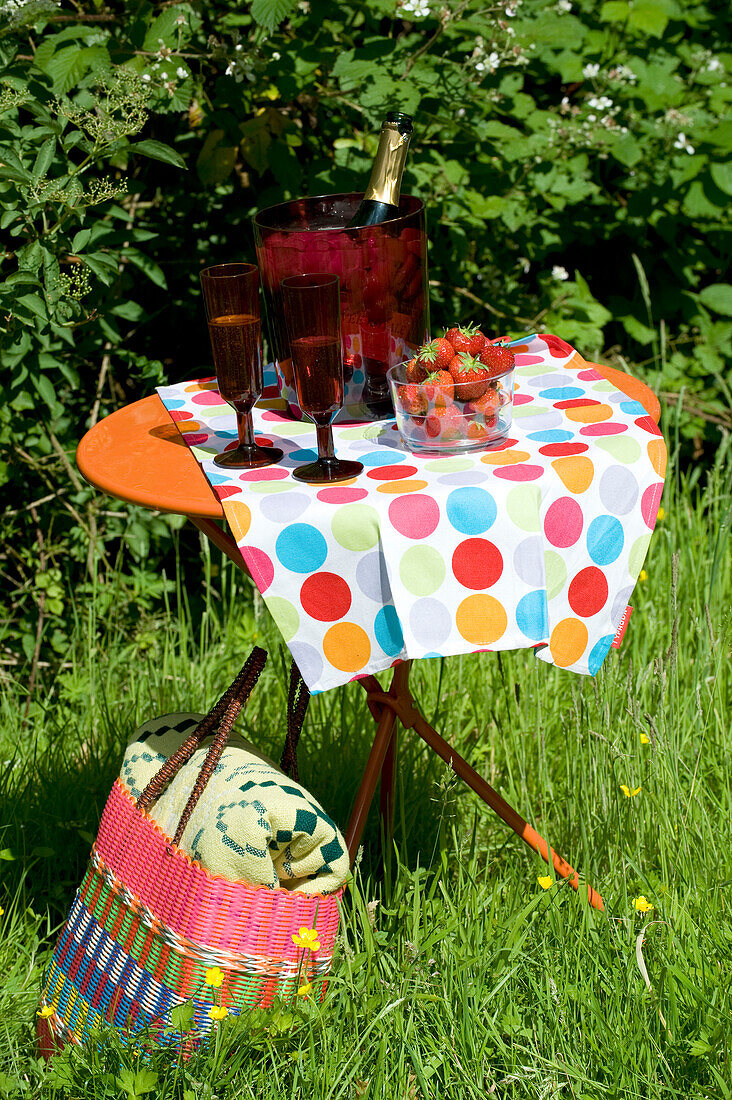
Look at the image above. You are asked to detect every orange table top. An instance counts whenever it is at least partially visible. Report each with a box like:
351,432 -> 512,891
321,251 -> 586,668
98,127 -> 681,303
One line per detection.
76,365 -> 661,520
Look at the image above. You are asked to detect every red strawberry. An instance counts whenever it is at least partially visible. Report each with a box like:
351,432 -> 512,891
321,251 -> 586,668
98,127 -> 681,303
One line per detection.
448,352 -> 491,401
422,369 -> 454,406
416,337 -> 454,373
468,330 -> 486,355
405,358 -> 428,384
479,342 -> 516,378
425,403 -> 465,440
444,323 -> 485,357
398,383 -> 428,416
467,420 -> 489,443
467,388 -> 501,429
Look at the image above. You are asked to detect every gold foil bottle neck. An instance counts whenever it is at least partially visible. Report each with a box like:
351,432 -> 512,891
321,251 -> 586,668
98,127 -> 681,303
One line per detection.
363,122 -> 411,207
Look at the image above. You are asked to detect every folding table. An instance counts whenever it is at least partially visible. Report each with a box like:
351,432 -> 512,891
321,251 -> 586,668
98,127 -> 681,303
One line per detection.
77,361 -> 660,914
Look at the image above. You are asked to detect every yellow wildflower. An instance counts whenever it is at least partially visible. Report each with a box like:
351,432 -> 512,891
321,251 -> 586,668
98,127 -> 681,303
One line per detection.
620,784 -> 641,797
657,507 -> 665,521
292,927 -> 320,953
0,907 -> 4,917
208,1005 -> 228,1021
37,1006 -> 54,1019
537,876 -> 554,890
639,570 -> 648,582
204,966 -> 225,988
297,981 -> 313,997
633,896 -> 654,913
640,732 -> 650,745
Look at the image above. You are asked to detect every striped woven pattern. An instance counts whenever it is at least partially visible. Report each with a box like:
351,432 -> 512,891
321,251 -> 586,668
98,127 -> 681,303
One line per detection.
39,779 -> 342,1050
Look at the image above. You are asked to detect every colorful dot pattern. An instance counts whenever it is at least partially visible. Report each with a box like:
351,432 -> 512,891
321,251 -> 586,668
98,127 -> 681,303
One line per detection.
158,335 -> 666,692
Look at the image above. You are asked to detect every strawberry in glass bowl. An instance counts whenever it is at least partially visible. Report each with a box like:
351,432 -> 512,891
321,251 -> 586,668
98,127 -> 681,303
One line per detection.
387,326 -> 515,453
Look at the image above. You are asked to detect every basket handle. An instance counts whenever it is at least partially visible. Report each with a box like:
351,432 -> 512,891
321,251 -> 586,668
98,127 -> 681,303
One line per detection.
136,647 -> 268,826
279,661 -> 310,782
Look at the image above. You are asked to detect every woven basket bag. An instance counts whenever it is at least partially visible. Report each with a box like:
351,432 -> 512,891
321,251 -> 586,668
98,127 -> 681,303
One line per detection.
37,648 -> 344,1056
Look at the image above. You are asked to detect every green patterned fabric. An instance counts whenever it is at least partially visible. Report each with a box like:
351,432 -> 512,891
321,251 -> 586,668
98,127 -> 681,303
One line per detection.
121,714 -> 348,896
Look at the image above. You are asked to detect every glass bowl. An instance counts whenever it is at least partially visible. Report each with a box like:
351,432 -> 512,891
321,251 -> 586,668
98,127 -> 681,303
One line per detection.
387,359 -> 514,453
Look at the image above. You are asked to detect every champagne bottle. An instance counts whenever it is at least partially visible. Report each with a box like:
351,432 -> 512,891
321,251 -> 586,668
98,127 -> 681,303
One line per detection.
347,112 -> 413,228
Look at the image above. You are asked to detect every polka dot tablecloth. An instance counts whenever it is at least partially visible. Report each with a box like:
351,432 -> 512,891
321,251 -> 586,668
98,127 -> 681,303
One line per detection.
157,334 -> 666,693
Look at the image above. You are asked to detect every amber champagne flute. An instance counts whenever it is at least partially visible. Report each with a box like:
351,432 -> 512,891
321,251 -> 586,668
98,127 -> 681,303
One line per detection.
200,263 -> 283,469
281,274 -> 363,484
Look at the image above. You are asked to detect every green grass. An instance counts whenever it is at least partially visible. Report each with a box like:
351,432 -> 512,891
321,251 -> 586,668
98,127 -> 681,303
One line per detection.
0,411 -> 730,1099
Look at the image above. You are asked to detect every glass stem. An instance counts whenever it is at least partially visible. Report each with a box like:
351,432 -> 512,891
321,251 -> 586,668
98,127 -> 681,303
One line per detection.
315,423 -> 336,465
236,407 -> 255,451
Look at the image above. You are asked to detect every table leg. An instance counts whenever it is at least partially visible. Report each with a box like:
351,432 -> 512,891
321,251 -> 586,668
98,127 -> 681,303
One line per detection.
358,663 -> 605,912
345,662 -> 412,863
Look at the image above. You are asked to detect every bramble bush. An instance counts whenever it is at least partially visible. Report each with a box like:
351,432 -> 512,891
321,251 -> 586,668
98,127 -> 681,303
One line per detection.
0,0 -> 729,676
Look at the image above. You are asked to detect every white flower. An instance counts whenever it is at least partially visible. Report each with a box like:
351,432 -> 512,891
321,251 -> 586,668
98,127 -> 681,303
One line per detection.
520,256 -> 530,273
159,71 -> 169,81
141,73 -> 151,83
505,5 -> 517,15
272,51 -> 281,60
235,43 -> 243,51
174,12 -> 187,25
583,63 -> 600,79
225,62 -> 235,76
457,107 -> 466,117
552,265 -> 570,281
706,58 -> 722,72
673,132 -> 695,154
588,95 -> 613,110
488,51 -> 501,70
556,0 -> 572,10
475,61 -> 486,72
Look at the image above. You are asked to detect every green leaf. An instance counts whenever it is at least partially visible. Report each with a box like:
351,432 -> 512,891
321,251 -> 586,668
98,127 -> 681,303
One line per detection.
611,133 -> 642,167
143,9 -> 185,51
628,0 -> 669,36
72,228 -> 92,252
710,161 -> 732,195
131,140 -> 186,171
115,1068 -> 159,1099
251,0 -> 298,33
682,180 -> 724,219
239,117 -> 272,176
32,138 -> 56,181
0,849 -> 15,861
33,374 -> 57,407
196,129 -> 237,185
699,284 -> 732,316
600,1 -> 630,21
17,294 -> 48,321
82,252 -> 118,284
126,249 -> 167,289
44,45 -> 110,96
169,1002 -> 195,1033
465,192 -> 507,219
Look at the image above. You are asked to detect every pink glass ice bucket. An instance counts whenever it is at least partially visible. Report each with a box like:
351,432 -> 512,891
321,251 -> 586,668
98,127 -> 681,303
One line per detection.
253,193 -> 429,421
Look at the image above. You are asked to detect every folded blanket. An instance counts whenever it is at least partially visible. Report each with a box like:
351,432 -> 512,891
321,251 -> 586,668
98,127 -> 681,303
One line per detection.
121,713 -> 348,896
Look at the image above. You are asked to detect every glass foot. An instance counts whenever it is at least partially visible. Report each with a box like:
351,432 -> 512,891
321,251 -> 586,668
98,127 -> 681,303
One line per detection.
292,458 -> 363,484
214,444 -> 284,469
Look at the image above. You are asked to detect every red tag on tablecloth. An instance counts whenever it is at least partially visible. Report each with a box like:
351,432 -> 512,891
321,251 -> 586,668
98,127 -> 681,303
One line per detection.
611,605 -> 632,649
